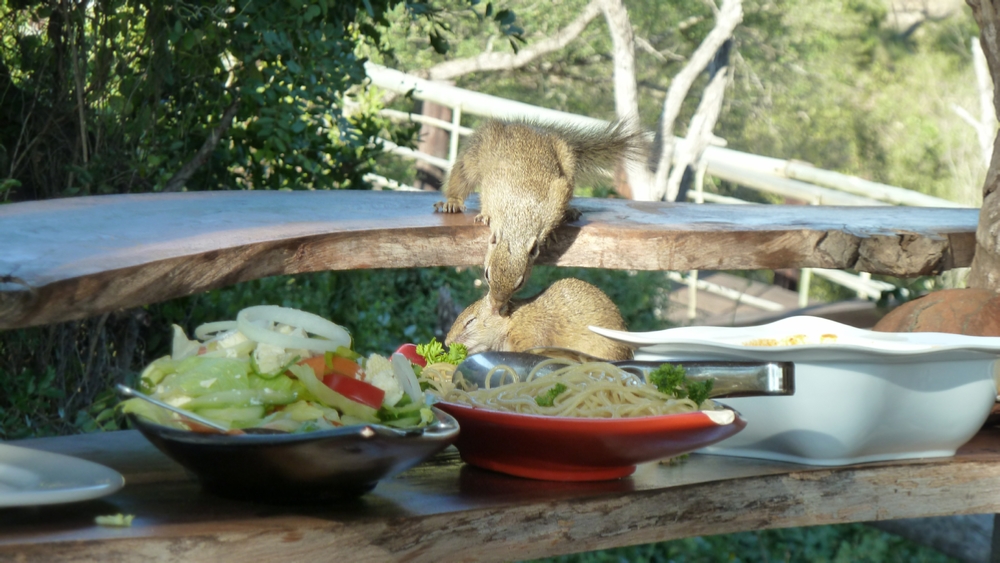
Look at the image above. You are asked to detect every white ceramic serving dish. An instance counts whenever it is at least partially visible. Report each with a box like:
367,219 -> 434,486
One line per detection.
591,316 -> 1000,466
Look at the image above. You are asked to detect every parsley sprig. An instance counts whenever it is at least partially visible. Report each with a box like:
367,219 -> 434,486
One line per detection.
535,383 -> 568,407
648,363 -> 714,406
415,338 -> 468,366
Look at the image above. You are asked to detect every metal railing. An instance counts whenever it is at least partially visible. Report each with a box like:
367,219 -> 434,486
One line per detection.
361,63 -> 969,321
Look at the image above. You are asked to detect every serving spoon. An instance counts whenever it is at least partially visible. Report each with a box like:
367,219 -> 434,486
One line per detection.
116,384 -> 234,434
452,351 -> 795,399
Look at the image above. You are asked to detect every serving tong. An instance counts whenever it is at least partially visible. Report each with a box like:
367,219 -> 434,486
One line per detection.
452,348 -> 795,399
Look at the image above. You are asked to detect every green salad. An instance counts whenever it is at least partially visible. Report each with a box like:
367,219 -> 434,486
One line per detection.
120,305 -> 436,433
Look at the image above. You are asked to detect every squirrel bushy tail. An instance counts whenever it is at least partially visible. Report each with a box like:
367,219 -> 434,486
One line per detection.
535,119 -> 647,180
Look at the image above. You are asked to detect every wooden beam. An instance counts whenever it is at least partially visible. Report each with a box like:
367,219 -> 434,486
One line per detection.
0,191 -> 978,330
4,429 -> 1000,561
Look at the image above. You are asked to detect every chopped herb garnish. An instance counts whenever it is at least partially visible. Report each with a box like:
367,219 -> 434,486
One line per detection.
686,379 -> 714,406
535,383 -> 568,407
648,363 -> 714,405
415,338 -> 468,365
648,363 -> 687,396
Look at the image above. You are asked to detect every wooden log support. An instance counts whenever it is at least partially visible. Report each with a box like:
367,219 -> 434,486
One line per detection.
0,190 -> 978,330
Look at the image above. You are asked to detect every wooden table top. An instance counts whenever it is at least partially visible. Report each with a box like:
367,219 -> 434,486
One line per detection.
3,427 -> 1000,562
0,190 -> 979,330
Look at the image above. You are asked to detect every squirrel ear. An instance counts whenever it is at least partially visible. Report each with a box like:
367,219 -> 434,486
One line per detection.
489,232 -> 497,245
528,238 -> 540,259
514,275 -> 524,291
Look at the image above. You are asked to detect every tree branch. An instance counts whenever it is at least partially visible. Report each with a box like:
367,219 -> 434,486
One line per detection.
664,65 -> 729,201
413,1 -> 603,82
972,37 -> 997,168
162,99 -> 240,192
635,35 -> 686,62
648,0 -> 742,200
600,0 -> 639,127
598,0 -> 657,200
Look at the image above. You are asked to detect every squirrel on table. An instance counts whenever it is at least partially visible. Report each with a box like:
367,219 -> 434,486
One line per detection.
445,278 -> 634,361
433,118 -> 644,314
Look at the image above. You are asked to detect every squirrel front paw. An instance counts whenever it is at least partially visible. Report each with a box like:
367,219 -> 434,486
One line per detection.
474,212 -> 491,225
563,206 -> 582,222
434,199 -> 466,213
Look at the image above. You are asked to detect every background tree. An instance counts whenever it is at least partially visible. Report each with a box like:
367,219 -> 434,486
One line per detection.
371,0 -> 984,208
0,0 -> 522,202
965,0 -> 1000,290
0,0 -> 520,437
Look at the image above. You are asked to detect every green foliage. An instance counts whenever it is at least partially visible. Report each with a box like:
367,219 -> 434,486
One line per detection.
370,0 -> 983,207
0,0 -> 520,200
0,352 -> 124,439
526,523 -> 957,562
723,0 -> 983,205
0,308 -> 152,438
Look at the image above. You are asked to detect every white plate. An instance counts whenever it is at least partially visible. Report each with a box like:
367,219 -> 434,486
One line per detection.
589,316 -> 1000,466
590,315 -> 1000,362
0,443 -> 125,507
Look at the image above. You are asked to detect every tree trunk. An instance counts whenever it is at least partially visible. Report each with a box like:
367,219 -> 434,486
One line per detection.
647,0 -> 742,202
965,0 -> 1000,291
414,99 -> 452,191
599,0 -> 655,200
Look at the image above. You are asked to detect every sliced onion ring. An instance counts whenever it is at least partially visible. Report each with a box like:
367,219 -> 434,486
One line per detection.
194,321 -> 238,341
391,353 -> 423,403
236,305 -> 351,352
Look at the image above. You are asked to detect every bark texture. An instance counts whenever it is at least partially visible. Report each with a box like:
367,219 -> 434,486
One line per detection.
965,1 -> 1000,290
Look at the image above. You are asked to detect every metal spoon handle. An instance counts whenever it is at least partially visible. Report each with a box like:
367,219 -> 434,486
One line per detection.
613,361 -> 795,398
454,352 -> 794,398
115,384 -> 231,433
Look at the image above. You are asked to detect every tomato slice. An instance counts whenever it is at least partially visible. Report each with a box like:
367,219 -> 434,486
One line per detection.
394,343 -> 426,367
297,355 -> 362,379
322,373 -> 385,409
326,354 -> 363,379
298,356 -> 328,377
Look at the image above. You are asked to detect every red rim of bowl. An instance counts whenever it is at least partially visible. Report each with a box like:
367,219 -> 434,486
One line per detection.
435,401 -> 745,481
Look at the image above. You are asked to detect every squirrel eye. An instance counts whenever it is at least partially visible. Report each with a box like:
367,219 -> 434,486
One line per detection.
529,240 -> 539,258
484,266 -> 491,282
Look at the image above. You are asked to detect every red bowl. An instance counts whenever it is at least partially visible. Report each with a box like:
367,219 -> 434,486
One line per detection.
434,402 -> 746,481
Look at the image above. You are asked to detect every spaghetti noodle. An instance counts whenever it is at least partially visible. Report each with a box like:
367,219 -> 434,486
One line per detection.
435,359 -> 715,418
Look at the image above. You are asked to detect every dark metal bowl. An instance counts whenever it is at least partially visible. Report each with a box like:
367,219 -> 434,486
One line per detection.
128,408 -> 459,503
